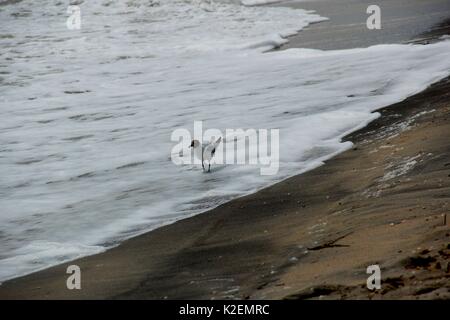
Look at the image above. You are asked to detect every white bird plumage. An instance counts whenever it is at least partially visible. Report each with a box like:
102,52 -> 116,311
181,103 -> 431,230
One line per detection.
190,137 -> 222,172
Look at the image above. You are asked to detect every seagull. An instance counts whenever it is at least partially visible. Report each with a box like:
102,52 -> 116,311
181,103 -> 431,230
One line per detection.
190,137 -> 222,172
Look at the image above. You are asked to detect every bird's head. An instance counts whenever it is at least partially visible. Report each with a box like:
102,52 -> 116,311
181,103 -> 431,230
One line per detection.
189,139 -> 200,148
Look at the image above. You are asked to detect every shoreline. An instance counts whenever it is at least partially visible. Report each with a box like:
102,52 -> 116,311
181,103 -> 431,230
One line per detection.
1,2 -> 450,299
2,74 -> 449,299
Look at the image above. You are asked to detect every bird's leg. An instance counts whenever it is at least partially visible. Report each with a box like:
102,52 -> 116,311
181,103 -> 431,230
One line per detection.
208,163 -> 211,173
201,152 -> 205,172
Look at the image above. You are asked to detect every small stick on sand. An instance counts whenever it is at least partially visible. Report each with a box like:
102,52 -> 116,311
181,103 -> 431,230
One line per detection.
307,232 -> 353,251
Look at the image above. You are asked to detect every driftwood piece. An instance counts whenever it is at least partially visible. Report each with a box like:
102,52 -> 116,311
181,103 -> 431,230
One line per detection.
307,232 -> 353,251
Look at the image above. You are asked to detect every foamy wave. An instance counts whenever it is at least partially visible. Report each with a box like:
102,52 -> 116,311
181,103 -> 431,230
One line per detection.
0,241 -> 105,283
241,0 -> 283,6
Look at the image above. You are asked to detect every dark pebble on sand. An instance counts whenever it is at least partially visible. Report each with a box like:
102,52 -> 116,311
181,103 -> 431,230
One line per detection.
404,256 -> 436,269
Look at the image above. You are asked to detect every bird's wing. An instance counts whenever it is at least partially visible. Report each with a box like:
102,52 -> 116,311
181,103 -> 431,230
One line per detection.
203,137 -> 222,161
212,136 -> 221,148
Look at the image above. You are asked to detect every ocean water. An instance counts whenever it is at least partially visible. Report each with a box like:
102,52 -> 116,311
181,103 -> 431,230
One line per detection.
1,0 -> 450,282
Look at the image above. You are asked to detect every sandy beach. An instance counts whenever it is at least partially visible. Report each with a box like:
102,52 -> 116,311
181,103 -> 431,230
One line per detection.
1,1 -> 450,299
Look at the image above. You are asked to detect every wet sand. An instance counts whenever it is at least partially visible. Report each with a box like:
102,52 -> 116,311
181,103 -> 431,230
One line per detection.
277,0 -> 450,50
1,2 -> 450,299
